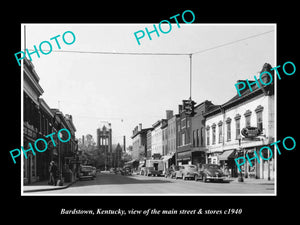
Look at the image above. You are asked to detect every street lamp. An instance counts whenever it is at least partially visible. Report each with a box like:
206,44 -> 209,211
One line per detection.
237,135 -> 244,182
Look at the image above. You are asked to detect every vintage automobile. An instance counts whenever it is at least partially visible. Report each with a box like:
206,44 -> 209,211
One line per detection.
79,165 -> 95,180
175,164 -> 199,180
195,164 -> 225,182
166,165 -> 181,179
121,166 -> 132,176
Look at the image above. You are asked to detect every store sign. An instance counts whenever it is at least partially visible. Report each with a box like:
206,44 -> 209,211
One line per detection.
241,127 -> 261,138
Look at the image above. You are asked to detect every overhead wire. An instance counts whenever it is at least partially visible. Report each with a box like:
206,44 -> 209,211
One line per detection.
27,30 -> 274,57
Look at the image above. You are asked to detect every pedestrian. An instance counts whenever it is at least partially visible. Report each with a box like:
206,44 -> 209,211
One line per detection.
49,161 -> 58,186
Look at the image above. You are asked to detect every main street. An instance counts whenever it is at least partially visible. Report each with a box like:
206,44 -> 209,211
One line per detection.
36,172 -> 274,195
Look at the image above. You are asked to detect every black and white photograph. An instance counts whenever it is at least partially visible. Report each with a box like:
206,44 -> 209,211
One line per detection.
20,23 -> 276,195
3,4 -> 298,221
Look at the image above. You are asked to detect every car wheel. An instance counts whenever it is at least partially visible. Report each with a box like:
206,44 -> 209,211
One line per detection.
182,175 -> 186,180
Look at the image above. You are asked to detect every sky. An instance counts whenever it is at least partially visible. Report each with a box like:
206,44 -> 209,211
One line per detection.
22,23 -> 275,146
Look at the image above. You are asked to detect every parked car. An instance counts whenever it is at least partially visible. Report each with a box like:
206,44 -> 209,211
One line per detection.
196,164 -> 225,182
176,164 -> 199,180
114,168 -> 121,174
79,165 -> 95,180
109,168 -> 115,173
164,167 -> 173,178
121,167 -> 132,176
165,166 -> 180,178
171,166 -> 181,179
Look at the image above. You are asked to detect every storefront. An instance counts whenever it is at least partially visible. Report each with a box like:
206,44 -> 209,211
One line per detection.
23,122 -> 38,185
191,151 -> 206,167
218,149 -> 236,177
240,146 -> 275,180
177,151 -> 192,165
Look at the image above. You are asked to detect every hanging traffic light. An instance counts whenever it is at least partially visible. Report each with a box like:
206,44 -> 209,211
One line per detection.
183,99 -> 196,116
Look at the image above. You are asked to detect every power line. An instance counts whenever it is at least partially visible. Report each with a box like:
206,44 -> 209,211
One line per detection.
191,30 -> 274,55
28,49 -> 189,56
27,30 -> 274,57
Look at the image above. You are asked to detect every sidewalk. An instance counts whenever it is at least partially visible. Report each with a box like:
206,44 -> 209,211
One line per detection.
229,177 -> 275,185
23,179 -> 77,193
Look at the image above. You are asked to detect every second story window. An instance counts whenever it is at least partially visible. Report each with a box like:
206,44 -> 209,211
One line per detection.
244,110 -> 252,127
255,105 -> 264,132
235,117 -> 241,140
206,126 -> 210,146
212,124 -> 216,145
218,121 -> 223,144
226,117 -> 232,142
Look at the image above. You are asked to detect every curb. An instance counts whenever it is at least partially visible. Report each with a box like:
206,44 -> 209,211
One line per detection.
23,180 -> 77,193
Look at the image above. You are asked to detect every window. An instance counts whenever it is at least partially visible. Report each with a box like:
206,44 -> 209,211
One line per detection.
182,133 -> 185,146
218,122 -> 223,143
178,133 -> 181,146
206,126 -> 210,146
200,128 -> 204,146
197,129 -> 200,147
257,111 -> 263,132
181,118 -> 186,129
244,110 -> 252,127
245,116 -> 251,127
236,119 -> 240,139
226,117 -> 232,142
255,105 -> 264,132
212,124 -> 216,144
187,119 -> 190,128
192,130 -> 196,147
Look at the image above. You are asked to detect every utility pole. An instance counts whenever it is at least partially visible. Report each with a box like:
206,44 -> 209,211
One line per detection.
189,54 -> 192,100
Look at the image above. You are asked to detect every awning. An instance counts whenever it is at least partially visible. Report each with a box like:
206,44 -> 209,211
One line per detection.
219,150 -> 235,161
177,151 -> 192,161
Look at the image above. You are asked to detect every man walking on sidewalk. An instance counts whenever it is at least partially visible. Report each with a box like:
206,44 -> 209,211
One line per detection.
49,161 -> 58,186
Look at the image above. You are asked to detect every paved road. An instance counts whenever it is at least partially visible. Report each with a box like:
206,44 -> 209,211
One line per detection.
37,172 -> 275,195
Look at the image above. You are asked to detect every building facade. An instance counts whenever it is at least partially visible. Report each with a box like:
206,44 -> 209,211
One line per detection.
190,100 -> 214,167
23,58 -> 78,184
151,120 -> 163,157
97,125 -> 112,170
131,124 -> 151,160
23,58 -> 44,184
146,129 -> 153,159
204,63 -> 275,180
176,104 -> 192,165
